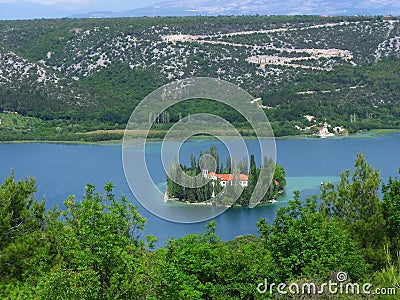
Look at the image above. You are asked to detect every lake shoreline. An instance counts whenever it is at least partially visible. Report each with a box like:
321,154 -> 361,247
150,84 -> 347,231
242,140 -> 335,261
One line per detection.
1,128 -> 399,145
164,197 -> 279,208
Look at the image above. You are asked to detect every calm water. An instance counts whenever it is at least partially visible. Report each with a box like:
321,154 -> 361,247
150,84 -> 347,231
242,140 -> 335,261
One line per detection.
1,133 -> 399,246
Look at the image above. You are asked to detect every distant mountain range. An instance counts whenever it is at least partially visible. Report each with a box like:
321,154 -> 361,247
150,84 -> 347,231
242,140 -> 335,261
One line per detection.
72,0 -> 400,18
0,1 -> 70,20
1,0 -> 399,20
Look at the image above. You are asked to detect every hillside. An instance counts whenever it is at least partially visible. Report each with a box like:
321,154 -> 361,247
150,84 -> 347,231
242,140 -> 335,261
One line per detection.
0,15 -> 399,140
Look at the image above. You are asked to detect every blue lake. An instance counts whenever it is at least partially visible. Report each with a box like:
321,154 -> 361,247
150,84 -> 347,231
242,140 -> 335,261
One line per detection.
1,133 -> 399,246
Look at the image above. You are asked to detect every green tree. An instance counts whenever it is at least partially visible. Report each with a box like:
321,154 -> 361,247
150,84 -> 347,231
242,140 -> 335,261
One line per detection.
0,172 -> 46,281
382,174 -> 400,257
258,192 -> 368,282
214,235 -> 274,299
154,221 -> 222,299
0,172 -> 63,299
273,164 -> 286,191
34,182 -> 155,299
372,246 -> 400,300
248,154 -> 258,191
154,222 -> 275,299
320,153 -> 387,268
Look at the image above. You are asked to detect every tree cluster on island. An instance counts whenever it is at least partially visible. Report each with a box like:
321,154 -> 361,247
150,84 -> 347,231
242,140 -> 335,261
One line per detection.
166,146 -> 286,206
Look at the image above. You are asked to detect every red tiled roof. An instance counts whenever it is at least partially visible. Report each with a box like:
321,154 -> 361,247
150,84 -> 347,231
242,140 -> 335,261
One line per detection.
209,172 -> 248,181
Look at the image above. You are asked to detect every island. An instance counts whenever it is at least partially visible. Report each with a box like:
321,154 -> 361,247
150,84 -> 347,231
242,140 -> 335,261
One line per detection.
165,146 -> 286,207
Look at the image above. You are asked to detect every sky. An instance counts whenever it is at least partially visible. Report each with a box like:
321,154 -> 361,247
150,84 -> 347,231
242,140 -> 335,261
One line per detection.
0,0 -> 166,19
0,0 -> 165,11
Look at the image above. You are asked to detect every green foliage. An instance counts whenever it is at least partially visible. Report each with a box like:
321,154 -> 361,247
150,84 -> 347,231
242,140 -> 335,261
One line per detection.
35,269 -> 101,300
214,235 -> 274,299
47,182 -> 152,299
320,153 -> 387,268
371,246 -> 400,300
155,222 -> 222,299
258,192 -> 368,283
0,171 -> 47,280
274,164 -> 286,191
382,174 -> 400,257
154,223 -> 273,299
0,177 -> 156,299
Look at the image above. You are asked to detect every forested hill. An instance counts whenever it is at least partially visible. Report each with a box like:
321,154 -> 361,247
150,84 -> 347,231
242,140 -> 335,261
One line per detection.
0,15 -> 399,140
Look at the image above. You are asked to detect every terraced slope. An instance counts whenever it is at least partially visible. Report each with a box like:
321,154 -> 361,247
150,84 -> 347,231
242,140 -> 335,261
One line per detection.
0,15 -> 399,139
